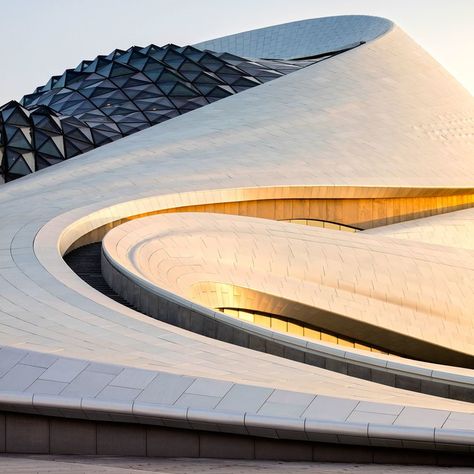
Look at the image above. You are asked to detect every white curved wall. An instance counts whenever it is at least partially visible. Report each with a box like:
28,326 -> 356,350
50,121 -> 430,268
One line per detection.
102,212 -> 474,365
0,15 -> 472,452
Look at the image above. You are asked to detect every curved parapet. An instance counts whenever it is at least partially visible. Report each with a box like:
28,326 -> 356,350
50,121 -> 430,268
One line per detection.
0,15 -> 473,462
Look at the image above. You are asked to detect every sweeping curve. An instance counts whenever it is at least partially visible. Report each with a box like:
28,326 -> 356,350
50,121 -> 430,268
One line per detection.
101,212 -> 474,367
194,15 -> 393,59
0,15 -> 473,460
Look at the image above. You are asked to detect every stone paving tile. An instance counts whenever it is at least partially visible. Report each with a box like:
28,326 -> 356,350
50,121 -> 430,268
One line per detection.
0,456 -> 473,473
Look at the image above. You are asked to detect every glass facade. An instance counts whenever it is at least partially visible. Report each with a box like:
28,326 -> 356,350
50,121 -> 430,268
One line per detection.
0,44 -> 321,182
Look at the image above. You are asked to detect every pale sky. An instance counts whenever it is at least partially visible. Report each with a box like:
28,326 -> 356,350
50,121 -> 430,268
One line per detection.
0,0 -> 472,105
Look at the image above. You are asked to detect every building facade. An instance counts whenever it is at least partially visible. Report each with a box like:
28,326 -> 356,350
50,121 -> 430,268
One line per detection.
0,15 -> 473,464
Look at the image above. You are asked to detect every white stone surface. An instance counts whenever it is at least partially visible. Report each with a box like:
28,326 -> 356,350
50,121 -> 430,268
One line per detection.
365,207 -> 474,250
0,15 -> 472,449
102,212 -> 474,362
195,15 -> 392,59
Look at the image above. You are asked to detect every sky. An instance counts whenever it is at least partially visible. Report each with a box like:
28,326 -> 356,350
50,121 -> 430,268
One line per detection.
0,0 -> 473,104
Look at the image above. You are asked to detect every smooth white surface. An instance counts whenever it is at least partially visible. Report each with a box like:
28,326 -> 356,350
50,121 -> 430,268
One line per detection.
102,211 -> 474,361
0,16 -> 472,447
195,15 -> 392,59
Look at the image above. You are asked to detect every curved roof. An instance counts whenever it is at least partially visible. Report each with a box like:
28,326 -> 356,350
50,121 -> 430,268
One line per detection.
102,212 -> 474,365
366,206 -> 474,250
195,15 -> 393,59
0,15 -> 473,451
